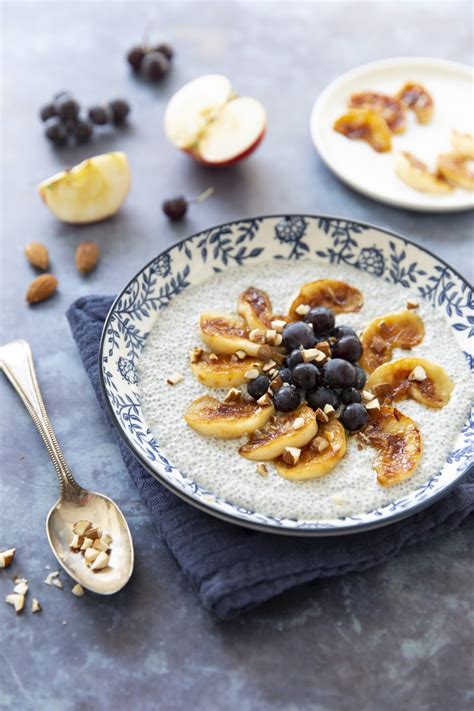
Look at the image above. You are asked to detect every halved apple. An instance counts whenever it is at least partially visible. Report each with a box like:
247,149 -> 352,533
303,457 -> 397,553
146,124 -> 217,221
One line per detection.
164,74 -> 266,166
38,152 -> 130,224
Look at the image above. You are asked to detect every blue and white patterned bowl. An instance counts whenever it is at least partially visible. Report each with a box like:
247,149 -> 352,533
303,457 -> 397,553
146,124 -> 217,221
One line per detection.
99,215 -> 473,536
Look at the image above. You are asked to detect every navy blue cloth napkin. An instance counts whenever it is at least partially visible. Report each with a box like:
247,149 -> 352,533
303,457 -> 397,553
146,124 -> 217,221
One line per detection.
67,295 -> 473,620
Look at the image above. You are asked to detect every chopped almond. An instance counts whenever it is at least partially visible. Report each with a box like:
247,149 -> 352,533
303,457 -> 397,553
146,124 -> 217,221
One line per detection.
282,446 -> 301,466
31,598 -> 42,613
72,584 -> 85,597
91,552 -> 109,571
408,365 -> 427,382
0,549 -> 16,568
72,520 -> 91,536
256,463 -> 269,477
6,593 -> 25,614
166,373 -> 183,386
315,408 -> 329,423
295,304 -> 310,316
224,387 -> 242,403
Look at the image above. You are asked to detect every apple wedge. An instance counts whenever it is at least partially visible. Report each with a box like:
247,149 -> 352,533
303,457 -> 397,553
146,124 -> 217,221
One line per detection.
38,152 -> 130,224
164,74 -> 266,166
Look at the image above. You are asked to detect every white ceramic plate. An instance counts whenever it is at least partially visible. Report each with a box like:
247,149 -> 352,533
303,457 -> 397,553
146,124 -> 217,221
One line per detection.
99,216 -> 473,536
310,57 -> 474,212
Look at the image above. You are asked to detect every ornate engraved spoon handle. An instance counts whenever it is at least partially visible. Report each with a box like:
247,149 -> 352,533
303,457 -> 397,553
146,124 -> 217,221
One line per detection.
0,339 -> 81,496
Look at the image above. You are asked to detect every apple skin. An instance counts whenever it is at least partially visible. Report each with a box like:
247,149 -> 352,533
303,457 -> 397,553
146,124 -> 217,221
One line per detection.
184,126 -> 266,167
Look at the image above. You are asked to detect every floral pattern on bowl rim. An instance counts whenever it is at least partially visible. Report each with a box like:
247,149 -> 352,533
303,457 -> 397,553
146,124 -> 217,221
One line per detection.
99,215 -> 474,536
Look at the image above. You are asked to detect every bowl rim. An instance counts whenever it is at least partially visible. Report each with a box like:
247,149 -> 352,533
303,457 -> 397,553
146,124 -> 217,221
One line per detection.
99,213 -> 473,537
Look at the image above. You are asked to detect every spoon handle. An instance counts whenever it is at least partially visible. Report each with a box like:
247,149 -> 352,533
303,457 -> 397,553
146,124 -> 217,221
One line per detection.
0,339 -> 81,496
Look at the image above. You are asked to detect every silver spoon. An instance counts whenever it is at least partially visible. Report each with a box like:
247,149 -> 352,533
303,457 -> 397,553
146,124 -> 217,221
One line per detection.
0,340 -> 134,594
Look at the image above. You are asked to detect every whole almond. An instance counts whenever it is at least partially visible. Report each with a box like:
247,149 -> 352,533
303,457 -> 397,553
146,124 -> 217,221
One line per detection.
75,241 -> 99,274
26,274 -> 58,304
25,242 -> 49,270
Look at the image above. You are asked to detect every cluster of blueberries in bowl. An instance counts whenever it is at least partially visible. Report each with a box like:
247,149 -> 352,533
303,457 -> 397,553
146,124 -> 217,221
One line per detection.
247,307 -> 369,433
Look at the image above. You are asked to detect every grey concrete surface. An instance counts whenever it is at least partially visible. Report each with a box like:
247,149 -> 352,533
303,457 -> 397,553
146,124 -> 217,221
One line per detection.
1,2 -> 473,710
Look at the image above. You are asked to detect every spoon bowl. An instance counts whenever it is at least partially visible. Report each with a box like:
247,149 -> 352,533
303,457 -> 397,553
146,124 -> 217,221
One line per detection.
47,489 -> 134,594
0,340 -> 134,595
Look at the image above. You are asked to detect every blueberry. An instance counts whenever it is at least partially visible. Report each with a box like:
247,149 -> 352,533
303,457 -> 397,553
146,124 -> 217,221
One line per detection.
331,335 -> 363,363
247,374 -> 270,400
324,359 -> 356,389
332,325 -> 357,339
340,403 -> 368,432
273,384 -> 300,412
306,386 -> 340,411
286,349 -> 304,369
341,387 -> 362,404
282,322 -> 316,351
305,307 -> 335,336
279,367 -> 292,383
353,365 -> 367,390
291,363 -> 321,390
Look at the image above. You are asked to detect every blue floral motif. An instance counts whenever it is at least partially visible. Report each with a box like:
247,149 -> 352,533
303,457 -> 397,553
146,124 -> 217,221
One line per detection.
274,217 -> 310,259
150,253 -> 171,278
99,215 -> 474,535
356,246 -> 385,276
316,218 -> 369,266
117,357 -> 138,385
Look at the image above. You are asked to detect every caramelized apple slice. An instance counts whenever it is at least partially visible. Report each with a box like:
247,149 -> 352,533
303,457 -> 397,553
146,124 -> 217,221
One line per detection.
274,419 -> 346,481
451,130 -> 474,159
349,92 -> 406,133
360,310 -> 425,373
437,154 -> 474,190
395,152 -> 453,193
364,406 -> 422,486
199,313 -> 266,357
395,83 -> 434,124
333,109 -> 392,152
184,394 -> 274,439
289,280 -> 363,319
190,350 -> 262,388
366,357 -> 454,409
237,286 -> 287,330
239,404 -> 317,460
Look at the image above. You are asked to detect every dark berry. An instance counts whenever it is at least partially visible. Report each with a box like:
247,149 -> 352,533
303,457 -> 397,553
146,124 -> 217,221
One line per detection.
331,335 -> 363,363
54,95 -> 80,121
44,117 -> 68,146
354,365 -> 367,390
247,374 -> 270,400
341,387 -> 362,405
282,322 -> 316,351
108,99 -> 130,124
286,349 -> 304,369
279,367 -> 292,383
306,386 -> 340,411
142,51 -> 170,81
340,403 -> 368,432
88,105 -> 110,125
324,359 -> 356,389
305,307 -> 335,336
74,120 -> 93,144
40,103 -> 56,121
291,363 -> 321,391
332,324 -> 357,339
162,196 -> 188,221
273,384 -> 300,412
127,46 -> 145,72
153,43 -> 174,61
